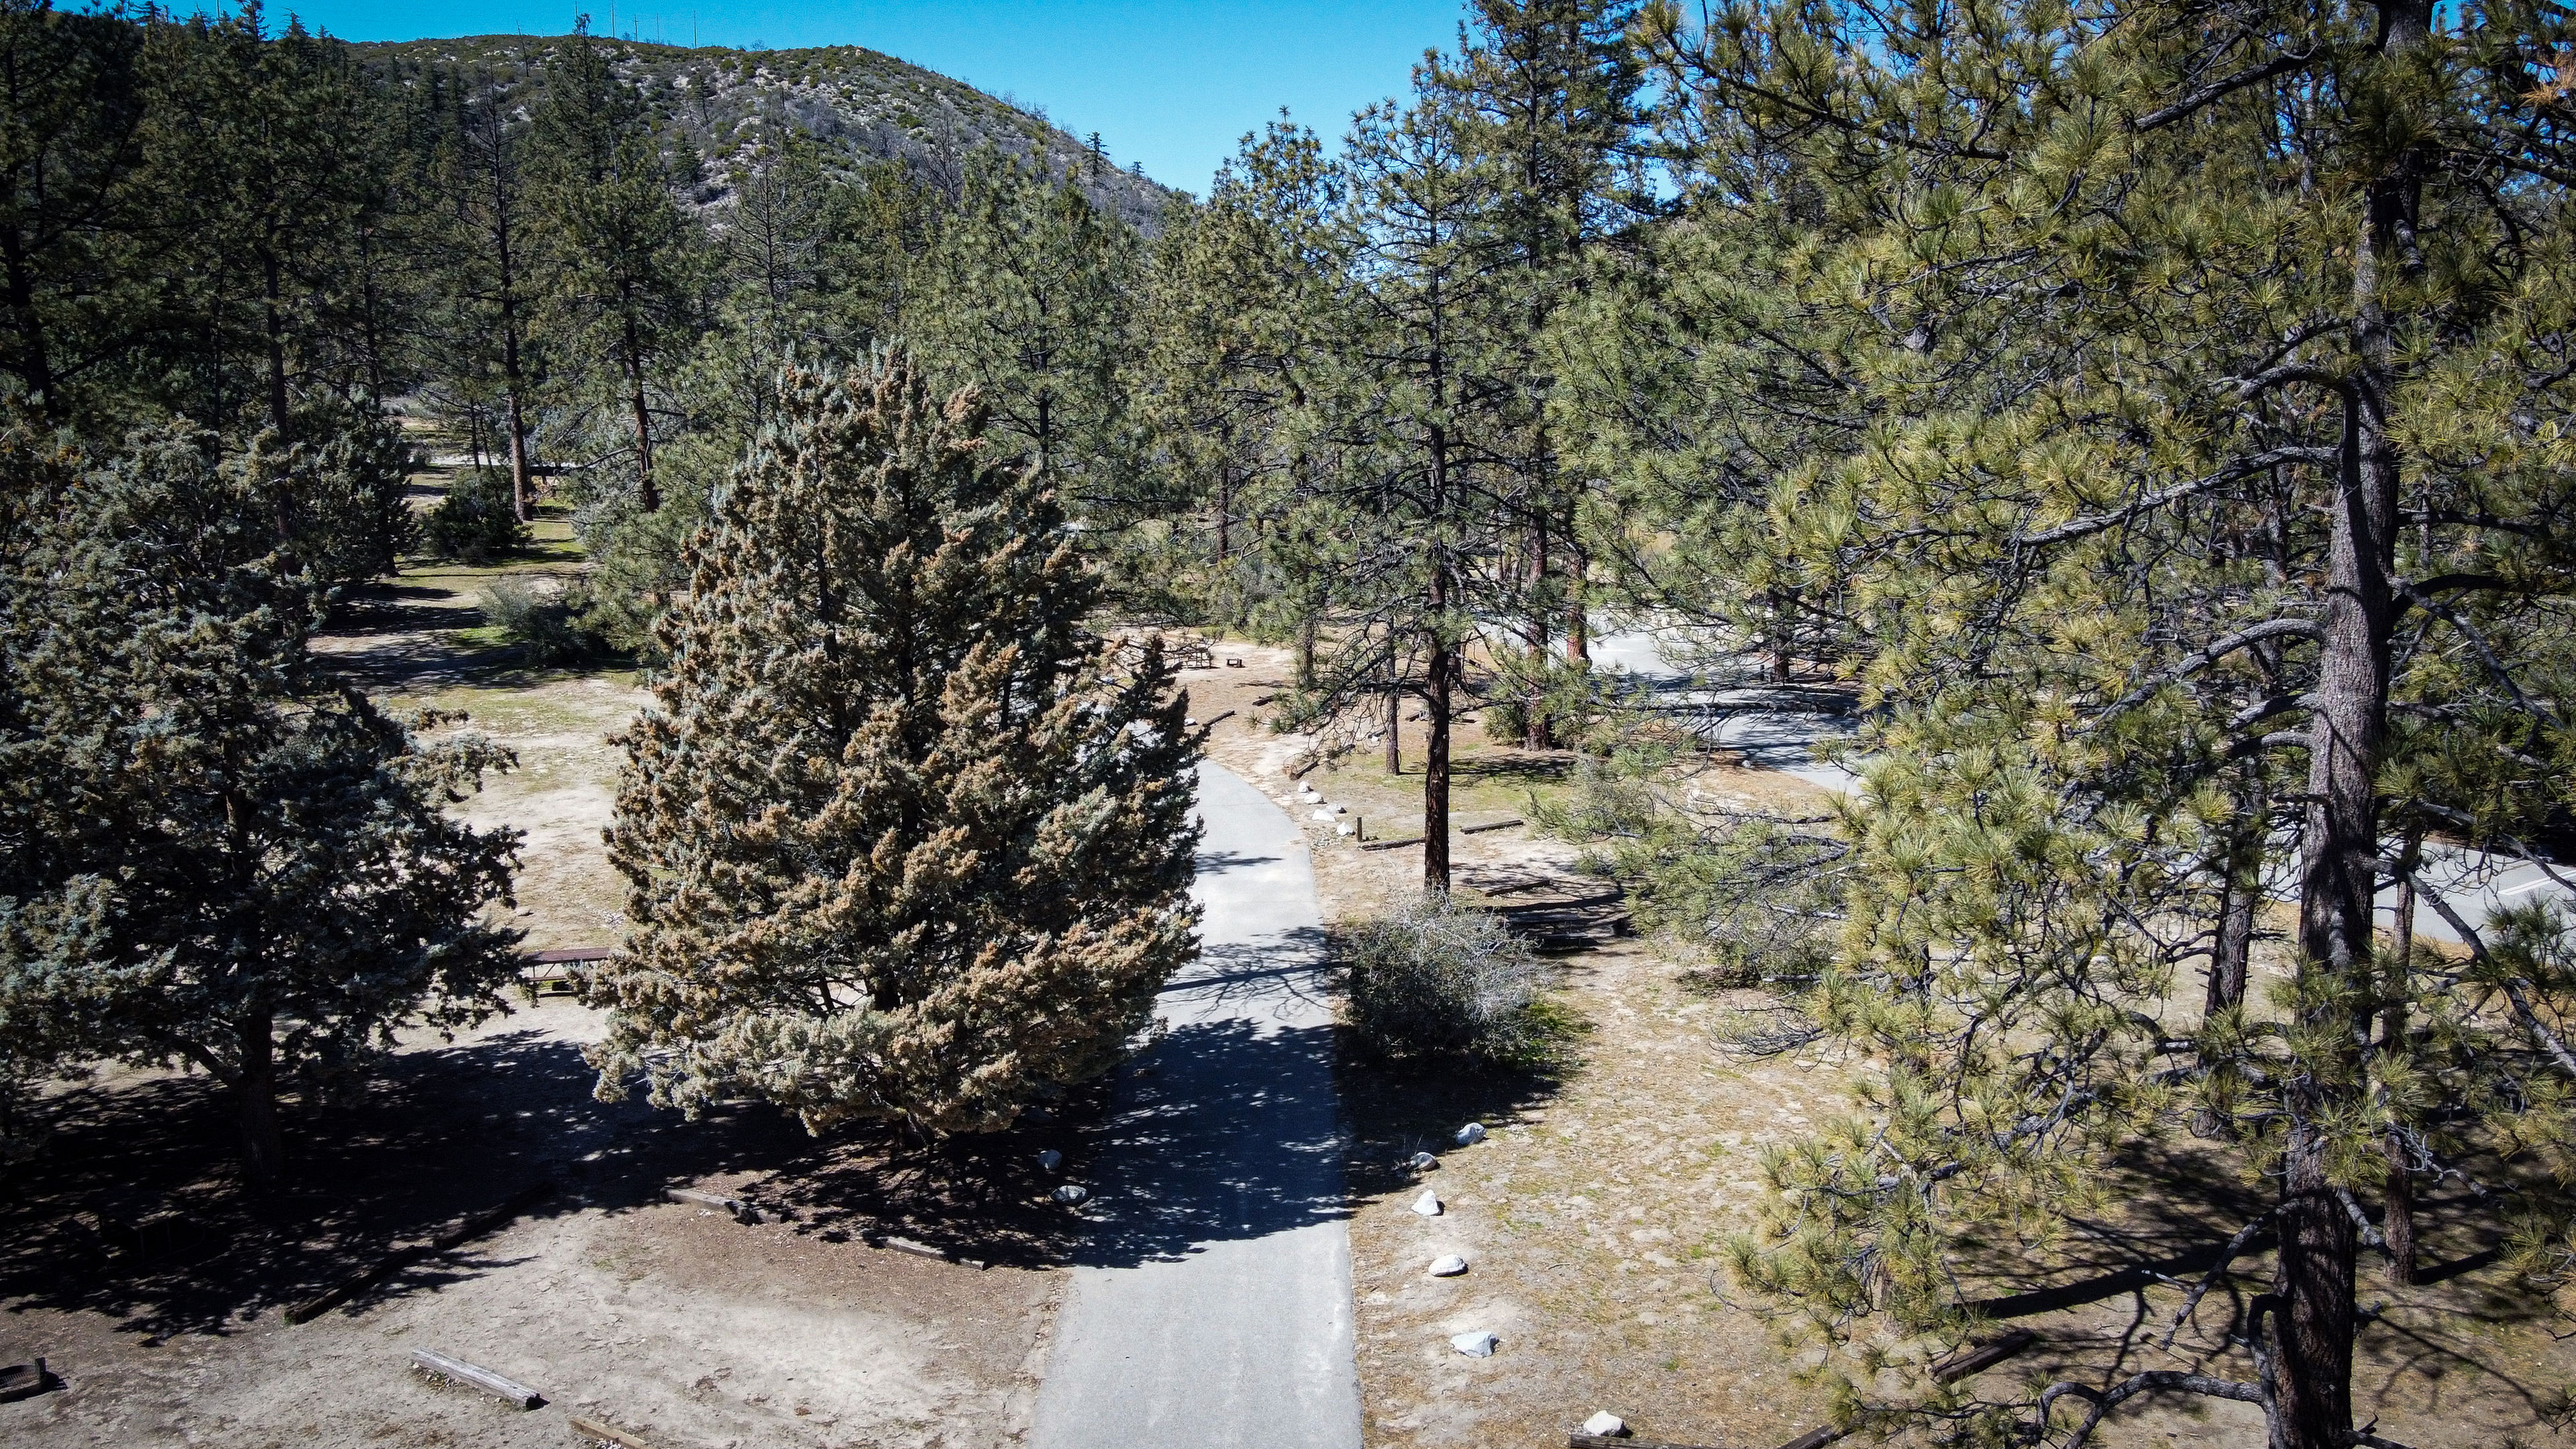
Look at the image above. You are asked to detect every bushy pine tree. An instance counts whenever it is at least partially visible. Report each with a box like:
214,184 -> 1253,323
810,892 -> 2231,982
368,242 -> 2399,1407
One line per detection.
590,356 -> 1201,1134
0,421 -> 523,1181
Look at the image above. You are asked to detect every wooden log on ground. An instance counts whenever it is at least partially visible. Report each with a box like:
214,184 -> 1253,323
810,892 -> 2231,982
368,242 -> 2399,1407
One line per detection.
1461,818 -> 1525,835
1202,710 -> 1237,727
0,1357 -> 54,1403
1774,1429 -> 1839,1449
570,1414 -> 660,1448
1359,835 -> 1425,852
411,1348 -> 541,1409
665,1187 -> 759,1223
1569,1435 -> 1733,1449
286,1181 -> 554,1324
870,1232 -> 989,1269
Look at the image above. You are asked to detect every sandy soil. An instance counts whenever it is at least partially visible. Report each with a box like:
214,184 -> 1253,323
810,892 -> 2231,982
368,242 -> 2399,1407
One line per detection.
1172,635 -> 2576,1449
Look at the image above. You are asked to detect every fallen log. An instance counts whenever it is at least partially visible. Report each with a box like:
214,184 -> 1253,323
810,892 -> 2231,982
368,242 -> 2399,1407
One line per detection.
1570,1437 -> 1731,1449
665,1187 -> 760,1223
570,1414 -> 660,1449
1360,836 -> 1424,852
411,1347 -> 541,1409
287,1181 -> 554,1324
870,1232 -> 989,1269
1202,710 -> 1237,727
1461,818 -> 1525,835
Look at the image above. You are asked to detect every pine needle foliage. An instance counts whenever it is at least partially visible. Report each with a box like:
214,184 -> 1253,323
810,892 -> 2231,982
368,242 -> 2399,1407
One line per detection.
590,356 -> 1201,1134
0,419 -> 524,1180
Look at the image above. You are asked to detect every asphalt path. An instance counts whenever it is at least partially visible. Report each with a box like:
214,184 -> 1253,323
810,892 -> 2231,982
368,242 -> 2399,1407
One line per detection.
1590,624 -> 2570,940
1029,762 -> 1363,1449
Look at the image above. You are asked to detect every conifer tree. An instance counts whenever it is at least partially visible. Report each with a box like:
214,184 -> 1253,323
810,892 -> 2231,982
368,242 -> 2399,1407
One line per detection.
1617,1 -> 2576,1446
590,356 -> 1201,1134
0,421 -> 523,1182
530,22 -> 703,513
905,152 -> 1141,521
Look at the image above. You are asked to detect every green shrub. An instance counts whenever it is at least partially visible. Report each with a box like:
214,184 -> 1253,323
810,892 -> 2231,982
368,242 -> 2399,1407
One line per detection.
1482,698 -> 1527,743
1345,894 -> 1559,1065
476,578 -> 593,666
423,468 -> 526,564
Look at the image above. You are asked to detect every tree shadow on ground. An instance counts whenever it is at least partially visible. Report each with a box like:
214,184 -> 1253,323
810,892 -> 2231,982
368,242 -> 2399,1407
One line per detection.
1334,1033 -> 1565,1205
1934,1136 -> 2576,1428
1451,752 -> 1575,784
0,1011 -> 1128,1342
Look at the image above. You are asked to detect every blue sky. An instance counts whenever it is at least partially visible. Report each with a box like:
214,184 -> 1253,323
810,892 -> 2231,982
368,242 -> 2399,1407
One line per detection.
280,1 -> 1470,193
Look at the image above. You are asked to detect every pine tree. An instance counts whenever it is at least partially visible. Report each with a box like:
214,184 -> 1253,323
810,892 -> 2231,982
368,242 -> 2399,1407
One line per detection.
530,23 -> 704,514
0,420 -> 523,1182
904,152 -> 1140,517
590,356 -> 1201,1134
0,1 -> 150,425
1136,119 -> 1344,623
1621,1 -> 2576,1445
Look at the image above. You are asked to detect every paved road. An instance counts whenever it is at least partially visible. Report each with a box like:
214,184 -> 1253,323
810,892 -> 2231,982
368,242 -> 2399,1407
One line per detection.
1591,623 -> 2571,940
1029,763 -> 1363,1449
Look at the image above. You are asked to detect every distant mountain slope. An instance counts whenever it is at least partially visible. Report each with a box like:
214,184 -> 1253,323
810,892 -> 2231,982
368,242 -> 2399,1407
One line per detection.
360,35 -> 1183,230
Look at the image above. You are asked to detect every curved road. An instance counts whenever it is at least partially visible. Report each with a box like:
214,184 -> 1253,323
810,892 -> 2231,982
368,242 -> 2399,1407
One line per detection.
1030,763 -> 1364,1449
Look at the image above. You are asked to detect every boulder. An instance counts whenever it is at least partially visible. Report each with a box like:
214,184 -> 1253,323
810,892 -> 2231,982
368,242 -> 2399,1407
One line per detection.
1409,1190 -> 1442,1217
1052,1184 -> 1089,1205
1037,1149 -> 1063,1171
1580,1411 -> 1629,1437
1428,1254 -> 1468,1277
1410,1150 -> 1439,1171
1456,1122 -> 1488,1146
1450,1330 -> 1498,1358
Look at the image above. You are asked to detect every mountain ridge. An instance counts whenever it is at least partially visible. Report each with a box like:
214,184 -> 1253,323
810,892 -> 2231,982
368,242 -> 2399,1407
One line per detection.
359,34 -> 1184,230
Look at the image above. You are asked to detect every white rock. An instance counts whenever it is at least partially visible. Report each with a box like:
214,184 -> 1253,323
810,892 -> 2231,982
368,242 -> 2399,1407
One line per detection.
1052,1184 -> 1089,1205
1410,1150 -> 1439,1171
1580,1411 -> 1628,1438
1310,808 -> 1336,822
1335,823 -> 1354,837
1428,1254 -> 1468,1277
1456,1122 -> 1488,1146
1409,1189 -> 1442,1217
1332,803 -> 1347,813
1037,1149 -> 1063,1171
1450,1330 -> 1498,1357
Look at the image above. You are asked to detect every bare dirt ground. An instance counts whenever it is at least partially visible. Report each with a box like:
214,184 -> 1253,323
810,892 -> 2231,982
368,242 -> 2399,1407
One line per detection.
1,495 -> 1073,1449
1174,637 -> 2576,1449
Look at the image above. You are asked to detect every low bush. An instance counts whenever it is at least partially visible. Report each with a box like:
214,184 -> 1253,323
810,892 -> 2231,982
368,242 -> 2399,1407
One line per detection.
423,468 -> 527,564
1344,894 -> 1560,1065
476,577 -> 594,666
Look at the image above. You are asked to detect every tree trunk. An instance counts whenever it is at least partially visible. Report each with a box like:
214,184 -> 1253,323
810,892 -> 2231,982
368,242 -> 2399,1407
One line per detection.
235,1008 -> 284,1187
623,312 -> 657,512
1297,616 -> 1316,690
2382,826 -> 2423,1285
262,246 -> 290,437
1564,535 -> 1589,665
1,221 -> 53,412
2276,85 -> 2415,1449
2208,779 -> 2264,1018
1424,637 -> 1452,893
1525,514 -> 1553,749
1385,671 -> 1402,775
